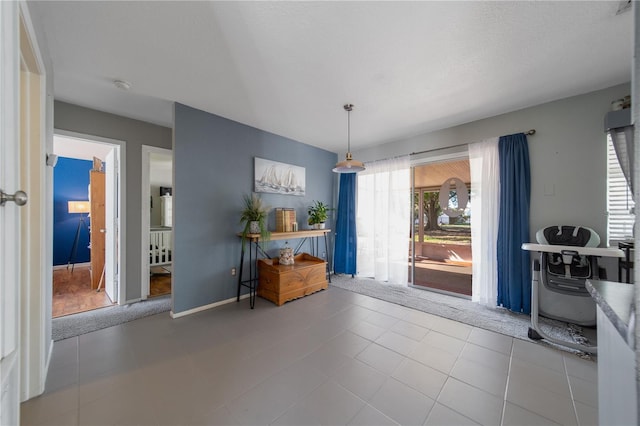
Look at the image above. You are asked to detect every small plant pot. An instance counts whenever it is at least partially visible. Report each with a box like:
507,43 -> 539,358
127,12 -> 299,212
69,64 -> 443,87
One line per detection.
249,221 -> 261,234
313,223 -> 326,230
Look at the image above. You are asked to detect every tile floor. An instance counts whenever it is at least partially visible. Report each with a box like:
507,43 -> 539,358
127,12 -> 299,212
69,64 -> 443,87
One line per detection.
22,287 -> 598,425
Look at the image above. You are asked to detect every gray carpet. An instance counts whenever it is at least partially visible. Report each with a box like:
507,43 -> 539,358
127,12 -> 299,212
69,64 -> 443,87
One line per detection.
52,295 -> 171,341
330,274 -> 594,357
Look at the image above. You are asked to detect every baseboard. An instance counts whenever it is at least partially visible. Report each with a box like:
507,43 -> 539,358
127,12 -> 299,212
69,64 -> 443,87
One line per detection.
43,339 -> 54,394
170,294 -> 250,319
52,262 -> 90,270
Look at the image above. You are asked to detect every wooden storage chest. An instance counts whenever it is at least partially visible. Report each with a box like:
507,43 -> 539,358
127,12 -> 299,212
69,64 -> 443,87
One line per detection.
257,253 -> 327,306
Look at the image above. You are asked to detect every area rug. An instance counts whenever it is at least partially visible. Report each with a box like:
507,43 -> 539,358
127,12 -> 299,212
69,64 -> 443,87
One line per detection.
330,274 -> 594,357
52,295 -> 171,341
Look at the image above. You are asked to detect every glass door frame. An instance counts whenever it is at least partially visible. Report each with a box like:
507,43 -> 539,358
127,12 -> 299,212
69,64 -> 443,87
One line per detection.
409,147 -> 471,297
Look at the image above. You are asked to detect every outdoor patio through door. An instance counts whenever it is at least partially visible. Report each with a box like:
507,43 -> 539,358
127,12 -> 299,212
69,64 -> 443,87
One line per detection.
411,158 -> 472,297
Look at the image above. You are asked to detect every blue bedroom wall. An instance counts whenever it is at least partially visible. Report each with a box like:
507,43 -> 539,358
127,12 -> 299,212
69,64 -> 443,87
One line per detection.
173,103 -> 338,314
53,157 -> 93,266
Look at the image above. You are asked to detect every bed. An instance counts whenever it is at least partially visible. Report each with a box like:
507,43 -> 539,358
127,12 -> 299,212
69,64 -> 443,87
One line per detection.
150,227 -> 172,267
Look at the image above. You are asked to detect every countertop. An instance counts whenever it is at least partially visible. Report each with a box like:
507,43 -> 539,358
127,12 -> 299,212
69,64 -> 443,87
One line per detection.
586,279 -> 635,346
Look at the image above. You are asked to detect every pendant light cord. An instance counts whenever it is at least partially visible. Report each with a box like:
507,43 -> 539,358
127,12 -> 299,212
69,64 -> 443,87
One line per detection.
347,109 -> 351,153
333,103 -> 364,173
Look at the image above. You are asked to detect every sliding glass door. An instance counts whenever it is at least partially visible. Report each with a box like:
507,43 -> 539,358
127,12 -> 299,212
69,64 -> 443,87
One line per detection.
410,157 -> 472,297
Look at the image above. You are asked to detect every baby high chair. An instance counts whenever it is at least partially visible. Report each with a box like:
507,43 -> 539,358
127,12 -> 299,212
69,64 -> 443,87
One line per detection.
522,225 -> 624,353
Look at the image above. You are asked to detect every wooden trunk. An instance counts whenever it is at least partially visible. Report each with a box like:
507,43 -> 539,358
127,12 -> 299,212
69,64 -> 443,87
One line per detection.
258,253 -> 327,306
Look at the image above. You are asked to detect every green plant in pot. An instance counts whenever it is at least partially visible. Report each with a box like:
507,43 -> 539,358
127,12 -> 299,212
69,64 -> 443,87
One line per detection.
240,193 -> 271,249
307,200 -> 333,229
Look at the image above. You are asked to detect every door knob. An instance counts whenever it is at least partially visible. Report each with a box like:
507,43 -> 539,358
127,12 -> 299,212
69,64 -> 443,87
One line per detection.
0,189 -> 28,206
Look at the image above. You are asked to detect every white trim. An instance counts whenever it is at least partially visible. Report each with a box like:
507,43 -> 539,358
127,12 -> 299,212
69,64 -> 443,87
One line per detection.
18,2 -> 44,74
18,0 -> 49,402
141,145 -> 172,301
169,294 -> 250,319
44,339 -> 53,378
54,129 -> 126,306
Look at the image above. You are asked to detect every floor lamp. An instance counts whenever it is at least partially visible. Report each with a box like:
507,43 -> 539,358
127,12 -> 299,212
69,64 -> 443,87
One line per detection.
67,200 -> 90,272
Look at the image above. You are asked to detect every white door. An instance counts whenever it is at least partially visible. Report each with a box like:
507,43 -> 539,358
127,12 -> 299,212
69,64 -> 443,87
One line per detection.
105,147 -> 118,302
1,1 -> 23,424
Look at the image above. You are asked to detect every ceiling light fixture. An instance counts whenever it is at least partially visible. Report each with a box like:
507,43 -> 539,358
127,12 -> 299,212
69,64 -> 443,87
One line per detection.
113,79 -> 131,91
333,103 -> 365,173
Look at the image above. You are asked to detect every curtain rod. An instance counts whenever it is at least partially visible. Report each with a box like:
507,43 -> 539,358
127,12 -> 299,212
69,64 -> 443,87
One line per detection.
409,129 -> 536,157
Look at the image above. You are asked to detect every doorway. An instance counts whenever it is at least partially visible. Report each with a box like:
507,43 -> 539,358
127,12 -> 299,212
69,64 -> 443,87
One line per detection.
141,146 -> 173,299
411,156 -> 472,297
52,132 -> 124,317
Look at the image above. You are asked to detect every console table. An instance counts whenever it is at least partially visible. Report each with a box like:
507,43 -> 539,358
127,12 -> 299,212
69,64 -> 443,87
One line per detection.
237,229 -> 331,308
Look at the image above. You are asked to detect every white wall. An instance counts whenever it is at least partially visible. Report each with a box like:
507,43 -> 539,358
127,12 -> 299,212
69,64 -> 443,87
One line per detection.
354,83 -> 631,246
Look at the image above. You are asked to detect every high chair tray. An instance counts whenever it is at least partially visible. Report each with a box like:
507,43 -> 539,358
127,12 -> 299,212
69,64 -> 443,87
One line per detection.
522,243 -> 624,258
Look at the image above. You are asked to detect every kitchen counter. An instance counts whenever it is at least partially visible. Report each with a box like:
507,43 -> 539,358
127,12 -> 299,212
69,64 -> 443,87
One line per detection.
586,279 -> 637,425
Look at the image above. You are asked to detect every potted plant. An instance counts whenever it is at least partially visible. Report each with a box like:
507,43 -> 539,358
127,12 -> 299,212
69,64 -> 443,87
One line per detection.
307,200 -> 333,229
240,193 -> 271,249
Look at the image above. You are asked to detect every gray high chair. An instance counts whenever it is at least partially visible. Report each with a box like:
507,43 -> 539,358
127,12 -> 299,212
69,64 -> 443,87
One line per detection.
522,225 -> 624,353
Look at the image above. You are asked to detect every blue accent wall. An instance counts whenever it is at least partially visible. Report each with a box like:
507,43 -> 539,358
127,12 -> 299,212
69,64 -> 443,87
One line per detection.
53,157 -> 93,266
173,103 -> 338,314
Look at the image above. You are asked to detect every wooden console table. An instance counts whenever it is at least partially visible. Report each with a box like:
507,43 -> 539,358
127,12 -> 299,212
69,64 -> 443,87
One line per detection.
237,229 -> 331,308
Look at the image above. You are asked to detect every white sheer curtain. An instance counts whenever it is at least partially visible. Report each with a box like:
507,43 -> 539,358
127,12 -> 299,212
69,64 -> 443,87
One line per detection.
469,138 -> 500,307
357,156 -> 411,284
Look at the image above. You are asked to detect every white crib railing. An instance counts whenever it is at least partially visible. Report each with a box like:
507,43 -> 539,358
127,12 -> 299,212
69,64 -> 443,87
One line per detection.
150,229 -> 172,266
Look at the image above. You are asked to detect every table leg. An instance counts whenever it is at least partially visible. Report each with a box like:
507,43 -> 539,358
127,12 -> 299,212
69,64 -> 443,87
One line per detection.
249,241 -> 255,309
324,233 -> 331,283
237,245 -> 245,302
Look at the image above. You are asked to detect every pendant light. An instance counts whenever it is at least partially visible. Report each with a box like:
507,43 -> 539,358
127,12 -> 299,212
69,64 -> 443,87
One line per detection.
333,103 -> 365,173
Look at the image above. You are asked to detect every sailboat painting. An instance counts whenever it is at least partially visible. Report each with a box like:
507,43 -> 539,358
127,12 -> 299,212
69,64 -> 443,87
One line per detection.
254,157 -> 306,196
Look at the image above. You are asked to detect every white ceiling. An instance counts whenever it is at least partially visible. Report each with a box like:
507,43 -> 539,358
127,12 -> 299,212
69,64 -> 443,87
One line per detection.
29,1 -> 633,154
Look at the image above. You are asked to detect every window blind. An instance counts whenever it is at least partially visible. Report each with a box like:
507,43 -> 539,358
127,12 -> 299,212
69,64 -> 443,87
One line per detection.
607,134 -> 635,242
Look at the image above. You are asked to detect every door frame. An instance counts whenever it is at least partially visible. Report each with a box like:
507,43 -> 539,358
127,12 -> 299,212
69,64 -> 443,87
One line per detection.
18,0 -> 50,404
410,149 -> 471,298
104,148 -> 118,303
54,129 -> 126,305
141,145 -> 172,299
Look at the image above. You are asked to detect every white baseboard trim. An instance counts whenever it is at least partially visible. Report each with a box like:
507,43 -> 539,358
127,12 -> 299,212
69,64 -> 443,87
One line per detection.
170,294 -> 250,319
46,339 -> 53,371
53,262 -> 90,270
43,339 -> 54,396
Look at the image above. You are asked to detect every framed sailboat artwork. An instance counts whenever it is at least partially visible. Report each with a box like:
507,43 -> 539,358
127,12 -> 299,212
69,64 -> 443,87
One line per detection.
254,157 -> 306,196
